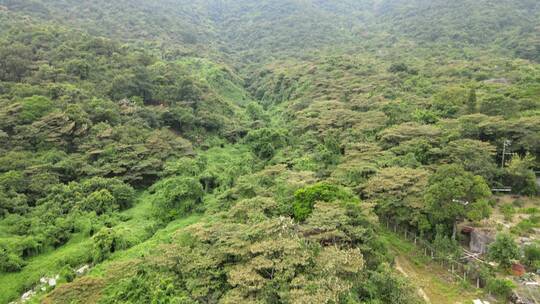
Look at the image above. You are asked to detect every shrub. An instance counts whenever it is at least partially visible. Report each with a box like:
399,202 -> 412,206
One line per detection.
511,217 -> 540,235
467,199 -> 492,222
487,233 -> 520,268
486,278 -> 515,299
500,204 -> 515,221
149,176 -> 204,222
81,177 -> 135,210
433,225 -> 460,259
245,128 -> 286,160
92,227 -> 139,262
523,244 -> 540,268
18,95 -> 55,123
79,189 -> 118,215
0,245 -> 26,272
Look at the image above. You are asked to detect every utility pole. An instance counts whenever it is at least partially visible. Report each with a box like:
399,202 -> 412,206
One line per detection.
501,139 -> 511,168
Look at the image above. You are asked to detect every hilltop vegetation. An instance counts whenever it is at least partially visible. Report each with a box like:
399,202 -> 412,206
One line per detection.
0,0 -> 539,303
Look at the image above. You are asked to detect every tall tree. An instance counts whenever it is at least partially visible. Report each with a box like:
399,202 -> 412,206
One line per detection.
424,164 -> 491,239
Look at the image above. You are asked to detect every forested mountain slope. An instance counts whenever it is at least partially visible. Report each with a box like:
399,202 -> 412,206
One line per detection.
3,0 -> 538,62
0,1 -> 539,303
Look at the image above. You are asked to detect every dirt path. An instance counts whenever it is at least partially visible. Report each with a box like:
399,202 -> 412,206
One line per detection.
395,256 -> 431,303
384,231 -> 485,304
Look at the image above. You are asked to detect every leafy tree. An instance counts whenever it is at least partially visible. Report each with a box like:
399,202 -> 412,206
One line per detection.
479,94 -> 518,117
433,225 -> 460,259
78,189 -> 118,215
109,67 -> 154,102
245,127 -> 286,160
488,233 -> 520,268
92,226 -> 138,262
379,122 -> 441,148
364,167 -> 429,229
466,199 -> 492,222
505,154 -> 538,196
14,96 -> 54,124
0,42 -> 32,82
150,176 -> 204,222
80,177 -> 135,210
442,139 -> 497,181
424,164 -> 491,238
388,62 -> 410,73
292,183 -> 357,221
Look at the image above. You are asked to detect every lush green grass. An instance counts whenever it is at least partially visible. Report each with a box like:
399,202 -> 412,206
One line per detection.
89,214 -> 203,277
0,234 -> 93,303
0,192 -> 159,303
36,215 -> 203,304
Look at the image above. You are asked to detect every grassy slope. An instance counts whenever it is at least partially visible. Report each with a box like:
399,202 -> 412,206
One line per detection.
0,235 -> 92,303
0,191 -> 203,303
382,231 -> 489,304
89,214 -> 203,277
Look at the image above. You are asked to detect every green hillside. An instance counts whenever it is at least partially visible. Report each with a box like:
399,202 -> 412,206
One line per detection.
0,1 -> 539,303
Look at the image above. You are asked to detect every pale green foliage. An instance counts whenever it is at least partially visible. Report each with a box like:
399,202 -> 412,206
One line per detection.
442,139 -> 497,181
505,154 -> 538,196
364,167 -> 429,229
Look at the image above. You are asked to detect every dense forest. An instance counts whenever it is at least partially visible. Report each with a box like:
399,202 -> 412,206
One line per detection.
0,0 -> 539,303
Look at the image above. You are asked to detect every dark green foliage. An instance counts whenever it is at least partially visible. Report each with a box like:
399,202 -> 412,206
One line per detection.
523,243 -> 540,269
388,62 -> 417,75
433,225 -> 460,259
0,244 -> 26,272
149,177 -> 204,222
424,164 -> 491,236
442,139 -> 497,181
92,226 -> 139,262
0,42 -> 32,81
245,127 -> 287,160
79,189 -> 117,216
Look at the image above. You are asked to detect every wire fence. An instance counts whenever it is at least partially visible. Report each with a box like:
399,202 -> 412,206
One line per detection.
383,218 -> 540,304
382,218 -> 489,289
